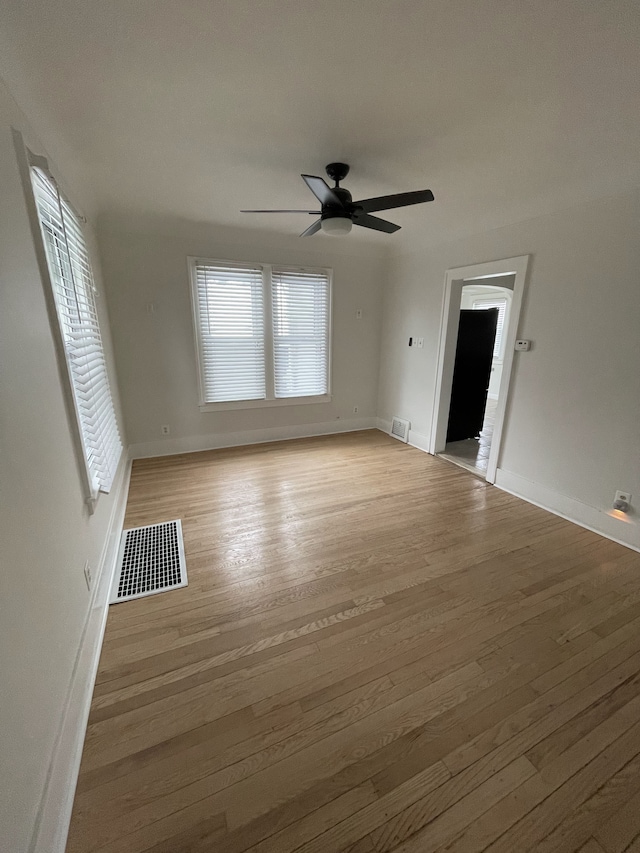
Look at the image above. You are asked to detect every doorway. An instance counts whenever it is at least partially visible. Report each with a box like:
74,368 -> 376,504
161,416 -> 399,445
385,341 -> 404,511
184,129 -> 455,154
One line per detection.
440,281 -> 511,474
429,256 -> 529,483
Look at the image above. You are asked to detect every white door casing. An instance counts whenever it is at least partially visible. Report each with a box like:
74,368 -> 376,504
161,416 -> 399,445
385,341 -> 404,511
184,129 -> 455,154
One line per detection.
429,255 -> 530,484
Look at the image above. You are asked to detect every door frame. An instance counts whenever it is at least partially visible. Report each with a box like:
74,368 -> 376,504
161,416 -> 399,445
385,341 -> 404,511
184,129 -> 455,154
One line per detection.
428,255 -> 530,483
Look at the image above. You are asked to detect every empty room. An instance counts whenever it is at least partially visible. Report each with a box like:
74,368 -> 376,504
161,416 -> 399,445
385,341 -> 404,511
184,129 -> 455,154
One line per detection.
2,2 -> 640,852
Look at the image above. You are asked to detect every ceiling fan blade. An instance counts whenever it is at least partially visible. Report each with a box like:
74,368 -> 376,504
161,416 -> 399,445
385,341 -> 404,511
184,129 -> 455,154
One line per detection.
299,219 -> 322,237
354,189 -> 434,214
353,213 -> 400,233
241,209 -> 320,213
301,175 -> 343,207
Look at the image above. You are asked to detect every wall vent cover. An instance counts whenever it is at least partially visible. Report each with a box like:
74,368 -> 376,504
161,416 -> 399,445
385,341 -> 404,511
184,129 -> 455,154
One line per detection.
390,416 -> 410,443
110,520 -> 187,604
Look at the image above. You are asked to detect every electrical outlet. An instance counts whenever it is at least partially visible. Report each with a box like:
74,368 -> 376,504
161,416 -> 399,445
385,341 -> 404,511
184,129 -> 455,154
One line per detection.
353,406 -> 359,414
356,309 -> 363,320
614,490 -> 631,510
161,424 -> 170,435
83,561 -> 92,591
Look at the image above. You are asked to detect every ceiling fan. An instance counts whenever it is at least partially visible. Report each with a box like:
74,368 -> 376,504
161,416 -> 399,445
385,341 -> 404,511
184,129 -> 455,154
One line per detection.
241,163 -> 434,236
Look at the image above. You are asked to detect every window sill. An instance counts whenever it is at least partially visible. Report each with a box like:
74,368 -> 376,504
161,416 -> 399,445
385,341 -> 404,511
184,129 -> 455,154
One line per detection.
199,394 -> 332,412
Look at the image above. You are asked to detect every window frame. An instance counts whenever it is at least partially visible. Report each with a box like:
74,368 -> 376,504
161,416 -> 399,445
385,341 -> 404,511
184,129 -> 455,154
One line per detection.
188,257 -> 333,411
23,147 -> 122,511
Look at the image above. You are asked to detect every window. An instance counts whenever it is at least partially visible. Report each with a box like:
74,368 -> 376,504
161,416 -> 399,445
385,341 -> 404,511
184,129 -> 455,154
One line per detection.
472,297 -> 508,359
272,268 -> 330,398
31,165 -> 122,503
191,260 -> 331,408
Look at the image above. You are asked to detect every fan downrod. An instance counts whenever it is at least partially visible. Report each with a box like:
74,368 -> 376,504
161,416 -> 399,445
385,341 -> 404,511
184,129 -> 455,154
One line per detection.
325,162 -> 350,186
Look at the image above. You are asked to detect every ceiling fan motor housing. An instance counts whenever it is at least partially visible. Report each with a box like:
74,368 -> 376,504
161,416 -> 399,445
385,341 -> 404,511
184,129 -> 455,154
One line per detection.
321,186 -> 354,221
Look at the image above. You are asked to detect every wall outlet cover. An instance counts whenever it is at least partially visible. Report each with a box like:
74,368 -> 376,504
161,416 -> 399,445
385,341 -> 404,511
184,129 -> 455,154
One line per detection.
615,490 -> 631,505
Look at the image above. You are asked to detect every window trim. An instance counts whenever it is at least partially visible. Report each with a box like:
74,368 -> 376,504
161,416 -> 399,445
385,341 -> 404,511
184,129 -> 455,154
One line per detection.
188,257 -> 333,411
18,138 -> 122,511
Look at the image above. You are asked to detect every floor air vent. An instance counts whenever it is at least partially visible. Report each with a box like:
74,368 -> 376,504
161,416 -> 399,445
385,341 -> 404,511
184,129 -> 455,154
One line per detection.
110,520 -> 187,604
390,416 -> 410,443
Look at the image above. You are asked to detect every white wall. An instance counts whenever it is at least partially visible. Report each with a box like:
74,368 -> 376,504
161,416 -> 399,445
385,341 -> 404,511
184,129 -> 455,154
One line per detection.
98,212 -> 387,456
0,79 -> 126,852
378,190 -> 640,549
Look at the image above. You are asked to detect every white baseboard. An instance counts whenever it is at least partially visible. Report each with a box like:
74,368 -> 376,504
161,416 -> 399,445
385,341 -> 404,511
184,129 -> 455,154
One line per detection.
30,453 -> 132,853
495,468 -> 640,553
129,417 -> 376,459
408,429 -> 431,453
375,419 -> 431,454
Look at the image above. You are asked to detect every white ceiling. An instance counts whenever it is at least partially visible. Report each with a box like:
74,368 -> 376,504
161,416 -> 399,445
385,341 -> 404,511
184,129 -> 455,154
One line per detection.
2,0 -> 639,247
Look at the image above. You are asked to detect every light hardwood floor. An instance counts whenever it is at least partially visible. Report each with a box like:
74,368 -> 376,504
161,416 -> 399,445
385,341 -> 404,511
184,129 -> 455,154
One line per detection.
66,430 -> 640,853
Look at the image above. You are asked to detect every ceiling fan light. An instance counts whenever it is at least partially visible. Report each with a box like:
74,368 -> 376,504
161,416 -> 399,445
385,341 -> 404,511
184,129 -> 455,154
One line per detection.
321,216 -> 352,236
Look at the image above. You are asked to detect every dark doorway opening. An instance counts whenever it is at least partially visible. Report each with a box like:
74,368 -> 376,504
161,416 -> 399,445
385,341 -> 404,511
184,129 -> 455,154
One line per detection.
446,308 -> 498,443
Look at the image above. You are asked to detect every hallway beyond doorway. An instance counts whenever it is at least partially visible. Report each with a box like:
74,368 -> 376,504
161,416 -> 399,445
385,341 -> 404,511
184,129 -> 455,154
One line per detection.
439,397 -> 497,476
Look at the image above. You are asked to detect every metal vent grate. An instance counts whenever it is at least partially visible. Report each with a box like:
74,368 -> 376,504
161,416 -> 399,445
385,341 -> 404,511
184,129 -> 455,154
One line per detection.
390,416 -> 410,443
110,520 -> 187,604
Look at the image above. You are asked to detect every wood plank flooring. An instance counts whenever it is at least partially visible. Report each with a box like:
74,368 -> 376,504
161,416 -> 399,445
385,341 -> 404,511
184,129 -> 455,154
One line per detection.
66,430 -> 640,853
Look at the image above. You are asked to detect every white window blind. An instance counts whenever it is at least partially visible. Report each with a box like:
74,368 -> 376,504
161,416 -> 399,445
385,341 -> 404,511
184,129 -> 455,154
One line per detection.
191,260 -> 331,406
31,166 -> 122,496
472,298 -> 508,358
271,268 -> 330,398
194,262 -> 266,402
